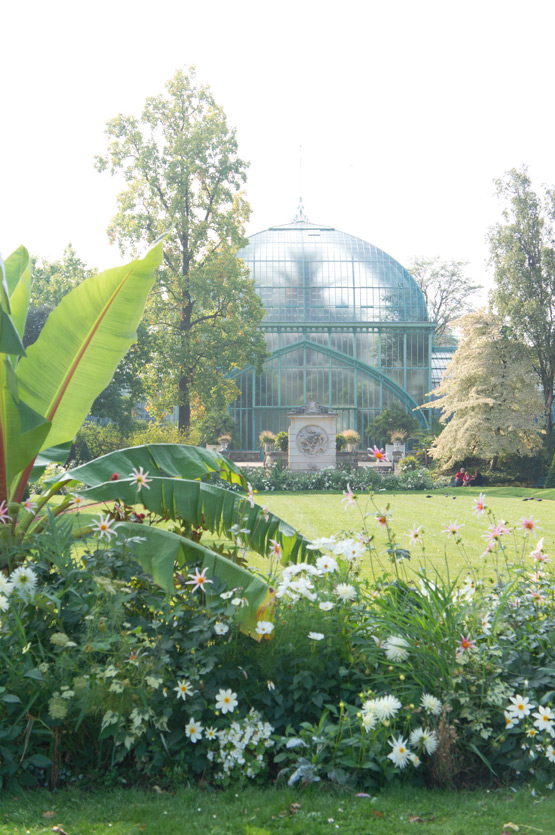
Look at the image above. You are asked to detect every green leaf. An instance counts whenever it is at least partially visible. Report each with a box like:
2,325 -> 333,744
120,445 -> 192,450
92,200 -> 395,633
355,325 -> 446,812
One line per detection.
73,474 -> 311,564
15,243 -> 163,452
27,754 -> 52,768
29,441 -> 72,483
0,309 -> 26,356
64,442 -> 246,488
118,522 -> 275,636
4,246 -> 32,343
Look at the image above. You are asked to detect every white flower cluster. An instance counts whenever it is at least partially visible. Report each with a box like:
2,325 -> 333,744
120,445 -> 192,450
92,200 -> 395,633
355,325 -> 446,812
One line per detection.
212,708 -> 274,783
503,692 -> 555,764
359,692 -> 441,769
0,566 -> 38,611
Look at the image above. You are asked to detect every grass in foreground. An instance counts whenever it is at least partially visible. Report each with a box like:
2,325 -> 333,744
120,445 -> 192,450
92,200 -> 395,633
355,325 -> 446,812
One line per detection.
0,785 -> 554,835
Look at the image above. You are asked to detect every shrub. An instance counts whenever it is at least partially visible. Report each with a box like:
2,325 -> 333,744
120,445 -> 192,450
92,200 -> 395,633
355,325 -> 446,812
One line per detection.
275,431 -> 289,452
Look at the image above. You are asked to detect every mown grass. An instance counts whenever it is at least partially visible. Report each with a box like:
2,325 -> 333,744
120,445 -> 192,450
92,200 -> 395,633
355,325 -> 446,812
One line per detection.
0,784 -> 554,835
255,487 -> 555,578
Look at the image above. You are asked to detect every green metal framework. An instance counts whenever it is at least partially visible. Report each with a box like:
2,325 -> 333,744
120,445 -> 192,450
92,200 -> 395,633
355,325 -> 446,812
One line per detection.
230,220 -> 435,449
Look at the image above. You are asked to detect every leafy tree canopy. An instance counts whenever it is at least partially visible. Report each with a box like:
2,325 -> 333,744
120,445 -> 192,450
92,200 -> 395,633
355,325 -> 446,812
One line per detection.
489,165 -> 555,432
408,257 -> 481,341
429,309 -> 544,469
95,67 -> 268,432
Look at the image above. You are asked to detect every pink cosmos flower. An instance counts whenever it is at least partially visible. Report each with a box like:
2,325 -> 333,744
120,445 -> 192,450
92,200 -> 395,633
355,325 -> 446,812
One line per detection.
22,498 -> 37,514
185,566 -> 213,593
483,521 -> 510,544
0,501 -> 11,525
130,466 -> 151,490
459,634 -> 475,652
375,510 -> 391,528
247,482 -> 255,508
472,493 -> 486,517
269,539 -> 282,558
342,484 -> 355,510
369,445 -> 389,462
519,516 -> 541,535
530,538 -> 551,563
442,520 -> 463,537
408,525 -> 423,546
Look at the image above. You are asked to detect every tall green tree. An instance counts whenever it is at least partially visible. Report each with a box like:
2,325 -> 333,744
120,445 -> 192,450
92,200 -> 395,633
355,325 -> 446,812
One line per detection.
408,257 -> 481,340
489,166 -> 555,432
429,310 -> 544,469
95,67 -> 267,432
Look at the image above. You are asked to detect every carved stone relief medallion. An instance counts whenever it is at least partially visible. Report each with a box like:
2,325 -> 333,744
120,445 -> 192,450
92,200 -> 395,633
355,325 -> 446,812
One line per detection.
296,424 -> 329,456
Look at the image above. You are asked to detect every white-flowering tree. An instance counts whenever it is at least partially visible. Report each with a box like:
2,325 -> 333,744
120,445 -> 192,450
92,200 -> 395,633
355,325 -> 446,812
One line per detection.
429,310 -> 544,469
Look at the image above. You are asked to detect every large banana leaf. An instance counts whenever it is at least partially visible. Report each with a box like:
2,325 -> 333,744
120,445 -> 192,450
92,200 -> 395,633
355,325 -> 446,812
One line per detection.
15,244 -> 163,453
71,475 -> 311,564
117,522 -> 275,638
63,443 -> 246,488
3,244 -> 162,504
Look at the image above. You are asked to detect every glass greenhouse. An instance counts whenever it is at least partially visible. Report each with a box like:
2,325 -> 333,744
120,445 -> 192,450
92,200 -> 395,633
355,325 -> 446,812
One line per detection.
230,218 -> 436,449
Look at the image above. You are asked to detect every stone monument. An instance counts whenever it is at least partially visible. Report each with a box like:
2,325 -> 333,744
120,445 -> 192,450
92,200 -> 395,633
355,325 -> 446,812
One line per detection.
287,400 -> 337,471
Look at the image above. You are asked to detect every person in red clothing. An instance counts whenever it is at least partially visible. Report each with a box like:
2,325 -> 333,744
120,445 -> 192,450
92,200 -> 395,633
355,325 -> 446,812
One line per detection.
454,467 -> 466,486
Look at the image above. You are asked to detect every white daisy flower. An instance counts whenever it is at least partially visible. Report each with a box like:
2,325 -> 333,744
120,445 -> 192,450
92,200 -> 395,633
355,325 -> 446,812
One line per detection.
308,632 -> 325,641
387,735 -> 411,769
315,555 -> 338,574
507,694 -> 535,719
10,566 -> 38,598
0,595 -> 9,612
185,717 -> 203,743
319,601 -> 334,611
370,695 -> 402,721
420,693 -> 442,716
384,635 -> 410,662
214,622 -> 230,636
215,688 -> 238,714
174,680 -> 194,700
255,621 -> 274,636
409,727 -> 438,755
334,583 -> 357,603
0,575 -> 14,597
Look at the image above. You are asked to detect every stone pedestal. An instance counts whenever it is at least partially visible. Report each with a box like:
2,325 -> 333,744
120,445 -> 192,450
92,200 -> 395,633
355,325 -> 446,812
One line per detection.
287,401 -> 337,471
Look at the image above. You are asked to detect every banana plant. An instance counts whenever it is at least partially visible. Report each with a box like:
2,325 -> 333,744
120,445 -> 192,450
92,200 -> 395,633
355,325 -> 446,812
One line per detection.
31,443 -> 312,636
0,243 -> 163,514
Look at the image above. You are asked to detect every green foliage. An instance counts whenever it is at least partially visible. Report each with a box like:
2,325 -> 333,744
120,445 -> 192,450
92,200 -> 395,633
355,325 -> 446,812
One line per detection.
489,166 -> 555,432
197,412 -> 239,447
365,407 -> 419,446
275,431 -> 289,452
408,256 -> 481,338
246,464 -> 435,493
545,449 -> 555,488
398,455 -> 419,472
429,310 -> 544,469
336,434 -> 347,451
96,67 -> 268,431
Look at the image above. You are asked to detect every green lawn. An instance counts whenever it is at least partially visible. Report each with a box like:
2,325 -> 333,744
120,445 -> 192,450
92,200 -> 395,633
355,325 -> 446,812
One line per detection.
253,487 -> 555,579
0,785 -> 554,835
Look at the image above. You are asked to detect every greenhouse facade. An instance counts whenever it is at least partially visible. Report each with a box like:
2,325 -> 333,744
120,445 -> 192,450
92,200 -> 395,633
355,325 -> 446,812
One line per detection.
229,217 -> 436,450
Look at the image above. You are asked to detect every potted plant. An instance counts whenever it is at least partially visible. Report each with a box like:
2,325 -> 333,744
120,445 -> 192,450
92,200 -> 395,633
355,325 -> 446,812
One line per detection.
336,433 -> 348,451
259,430 -> 277,452
217,433 -> 232,452
341,428 -> 361,452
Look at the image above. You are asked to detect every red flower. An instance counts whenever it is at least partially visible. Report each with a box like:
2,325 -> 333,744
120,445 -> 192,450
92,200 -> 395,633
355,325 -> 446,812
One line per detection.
110,473 -> 119,481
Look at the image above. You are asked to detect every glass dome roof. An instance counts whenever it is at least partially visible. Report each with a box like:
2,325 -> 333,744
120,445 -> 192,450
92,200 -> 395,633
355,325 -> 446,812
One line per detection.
239,221 -> 429,324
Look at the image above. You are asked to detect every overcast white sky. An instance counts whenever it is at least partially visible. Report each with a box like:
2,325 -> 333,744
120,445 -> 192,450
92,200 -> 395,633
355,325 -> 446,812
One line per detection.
2,0 -> 555,302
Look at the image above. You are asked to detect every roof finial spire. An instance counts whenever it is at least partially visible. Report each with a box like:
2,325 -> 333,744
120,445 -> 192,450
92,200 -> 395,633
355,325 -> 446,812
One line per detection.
293,145 -> 309,222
